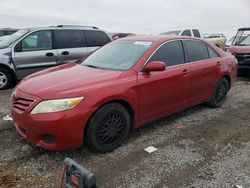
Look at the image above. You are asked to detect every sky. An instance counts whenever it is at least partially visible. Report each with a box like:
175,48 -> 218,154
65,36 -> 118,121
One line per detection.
0,0 -> 249,38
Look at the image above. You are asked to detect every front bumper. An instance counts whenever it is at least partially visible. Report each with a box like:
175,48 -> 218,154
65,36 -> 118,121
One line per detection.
10,88 -> 91,151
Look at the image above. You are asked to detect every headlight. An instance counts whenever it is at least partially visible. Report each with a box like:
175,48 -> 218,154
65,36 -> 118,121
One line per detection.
30,97 -> 84,114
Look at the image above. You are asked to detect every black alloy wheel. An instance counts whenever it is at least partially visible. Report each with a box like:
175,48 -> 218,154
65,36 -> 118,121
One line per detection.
85,103 -> 130,152
208,78 -> 229,108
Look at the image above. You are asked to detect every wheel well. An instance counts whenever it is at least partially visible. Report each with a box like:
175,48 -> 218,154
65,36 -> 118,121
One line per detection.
223,75 -> 231,89
0,64 -> 17,83
83,100 -> 135,144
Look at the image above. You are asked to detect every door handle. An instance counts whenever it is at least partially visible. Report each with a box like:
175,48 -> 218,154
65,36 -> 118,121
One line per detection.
62,51 -> 69,56
46,52 -> 54,57
217,61 -> 222,66
183,69 -> 189,76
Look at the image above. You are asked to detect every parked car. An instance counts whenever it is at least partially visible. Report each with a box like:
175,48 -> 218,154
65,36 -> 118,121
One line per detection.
111,33 -> 135,40
0,28 -> 18,37
11,35 -> 237,152
160,29 -> 226,50
228,28 -> 250,72
0,25 -> 111,90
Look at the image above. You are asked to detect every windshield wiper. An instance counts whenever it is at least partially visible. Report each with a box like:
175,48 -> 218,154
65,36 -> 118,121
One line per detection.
84,64 -> 100,69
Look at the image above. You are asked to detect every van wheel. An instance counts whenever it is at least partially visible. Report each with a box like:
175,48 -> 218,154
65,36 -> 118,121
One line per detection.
0,68 -> 12,90
208,78 -> 229,108
85,103 -> 130,152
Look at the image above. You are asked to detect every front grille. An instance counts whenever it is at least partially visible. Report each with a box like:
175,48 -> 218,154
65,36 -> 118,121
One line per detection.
13,97 -> 35,113
235,53 -> 250,61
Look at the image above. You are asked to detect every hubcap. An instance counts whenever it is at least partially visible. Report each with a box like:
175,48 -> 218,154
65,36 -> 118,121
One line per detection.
215,82 -> 227,103
96,112 -> 126,146
0,72 -> 7,88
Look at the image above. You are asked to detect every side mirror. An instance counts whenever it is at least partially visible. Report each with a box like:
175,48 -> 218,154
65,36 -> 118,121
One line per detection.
143,61 -> 166,73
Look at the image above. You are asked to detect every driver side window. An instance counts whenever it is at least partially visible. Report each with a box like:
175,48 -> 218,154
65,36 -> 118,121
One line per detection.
149,40 -> 185,67
21,30 -> 52,51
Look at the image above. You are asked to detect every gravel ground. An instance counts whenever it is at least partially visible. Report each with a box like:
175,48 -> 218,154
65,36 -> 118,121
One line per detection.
1,75 -> 250,188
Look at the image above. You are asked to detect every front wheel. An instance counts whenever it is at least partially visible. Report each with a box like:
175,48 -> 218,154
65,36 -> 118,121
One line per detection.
208,78 -> 229,108
85,103 -> 130,152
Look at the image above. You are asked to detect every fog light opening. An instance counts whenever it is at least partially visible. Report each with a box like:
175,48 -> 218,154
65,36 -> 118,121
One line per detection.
42,135 -> 56,144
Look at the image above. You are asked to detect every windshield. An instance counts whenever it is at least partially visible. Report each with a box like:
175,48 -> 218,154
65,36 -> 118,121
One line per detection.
232,30 -> 250,46
160,30 -> 181,36
239,35 -> 250,46
0,29 -> 29,49
81,40 -> 153,71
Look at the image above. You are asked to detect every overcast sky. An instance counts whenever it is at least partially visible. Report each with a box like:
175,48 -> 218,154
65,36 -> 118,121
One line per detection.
0,0 -> 249,38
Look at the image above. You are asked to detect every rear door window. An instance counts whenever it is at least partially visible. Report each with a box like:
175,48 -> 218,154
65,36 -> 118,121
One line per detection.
85,30 -> 111,47
192,29 -> 201,38
181,30 -> 192,37
55,30 -> 87,49
149,40 -> 185,67
183,40 -> 209,62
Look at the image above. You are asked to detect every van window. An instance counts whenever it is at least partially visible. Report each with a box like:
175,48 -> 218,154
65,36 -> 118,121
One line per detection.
55,30 -> 86,49
181,30 -> 192,36
149,40 -> 185,67
183,40 -> 209,62
85,30 -> 111,47
22,30 -> 52,51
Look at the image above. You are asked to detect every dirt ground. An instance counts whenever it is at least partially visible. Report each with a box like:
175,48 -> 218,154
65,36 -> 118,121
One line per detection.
1,75 -> 250,188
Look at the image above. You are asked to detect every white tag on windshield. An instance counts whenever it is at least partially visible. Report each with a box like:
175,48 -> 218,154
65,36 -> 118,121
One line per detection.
134,41 -> 152,46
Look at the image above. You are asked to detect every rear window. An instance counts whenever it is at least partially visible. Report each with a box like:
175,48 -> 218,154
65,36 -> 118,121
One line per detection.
183,40 -> 209,62
192,29 -> 201,38
55,30 -> 86,49
181,30 -> 192,36
85,30 -> 111,47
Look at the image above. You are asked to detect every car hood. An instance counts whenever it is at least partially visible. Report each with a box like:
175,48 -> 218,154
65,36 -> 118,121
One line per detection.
229,46 -> 250,54
17,63 -> 124,99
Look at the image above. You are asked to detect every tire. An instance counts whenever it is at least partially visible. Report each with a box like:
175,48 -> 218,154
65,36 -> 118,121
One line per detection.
0,68 -> 12,90
208,78 -> 229,108
85,103 -> 130,152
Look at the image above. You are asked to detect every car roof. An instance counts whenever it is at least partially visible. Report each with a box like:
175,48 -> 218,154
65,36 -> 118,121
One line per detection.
119,35 -> 203,42
239,27 -> 250,31
25,25 -> 102,31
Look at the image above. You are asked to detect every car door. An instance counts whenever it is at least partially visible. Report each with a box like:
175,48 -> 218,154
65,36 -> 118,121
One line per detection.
85,30 -> 111,54
182,40 -> 220,105
12,30 -> 58,79
55,29 -> 88,64
137,40 -> 190,124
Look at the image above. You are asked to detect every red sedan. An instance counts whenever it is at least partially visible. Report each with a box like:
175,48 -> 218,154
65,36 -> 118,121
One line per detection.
10,36 -> 237,152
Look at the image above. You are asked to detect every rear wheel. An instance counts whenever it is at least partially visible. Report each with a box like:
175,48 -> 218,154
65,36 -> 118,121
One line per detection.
85,103 -> 130,152
0,68 -> 12,90
208,78 -> 229,108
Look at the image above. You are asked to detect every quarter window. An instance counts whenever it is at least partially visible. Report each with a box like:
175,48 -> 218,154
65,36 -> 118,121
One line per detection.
22,30 -> 52,51
85,30 -> 111,47
149,40 -> 185,67
55,30 -> 86,48
183,40 -> 209,62
208,46 -> 219,58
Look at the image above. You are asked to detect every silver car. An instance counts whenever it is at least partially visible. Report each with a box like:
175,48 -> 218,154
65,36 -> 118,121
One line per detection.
0,25 -> 111,90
